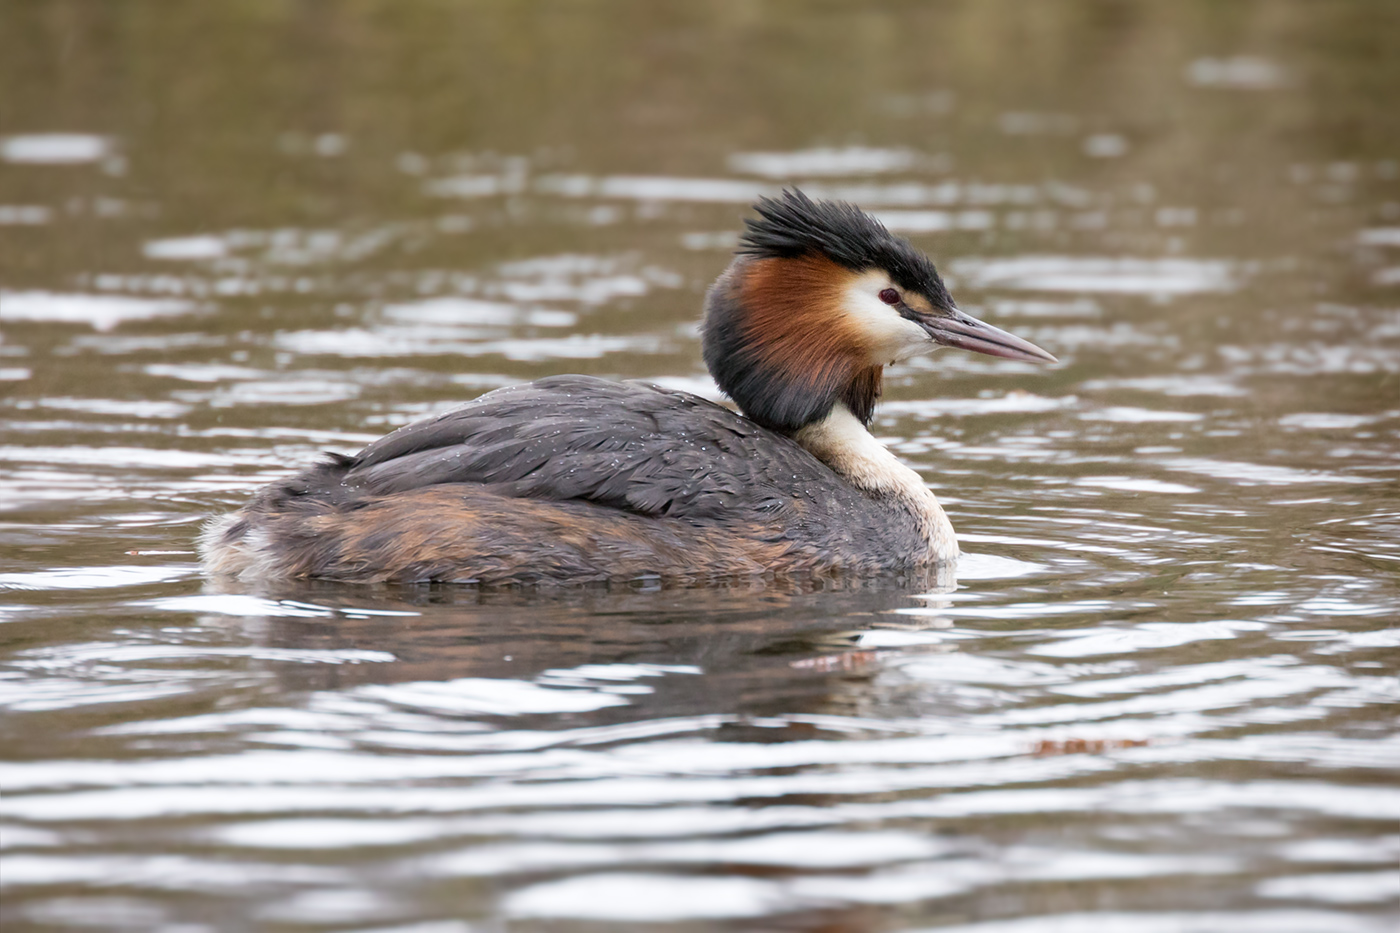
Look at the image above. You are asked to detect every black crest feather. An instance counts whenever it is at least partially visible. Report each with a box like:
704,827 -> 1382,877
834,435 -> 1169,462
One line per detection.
738,189 -> 952,305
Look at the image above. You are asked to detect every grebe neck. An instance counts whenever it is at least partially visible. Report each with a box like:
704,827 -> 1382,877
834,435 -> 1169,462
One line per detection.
792,403 -> 959,562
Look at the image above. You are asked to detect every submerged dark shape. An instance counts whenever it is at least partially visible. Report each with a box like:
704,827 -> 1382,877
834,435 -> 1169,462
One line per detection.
202,191 -> 1056,585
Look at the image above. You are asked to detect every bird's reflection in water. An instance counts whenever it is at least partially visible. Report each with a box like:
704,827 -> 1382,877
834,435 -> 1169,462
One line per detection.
203,561 -> 960,722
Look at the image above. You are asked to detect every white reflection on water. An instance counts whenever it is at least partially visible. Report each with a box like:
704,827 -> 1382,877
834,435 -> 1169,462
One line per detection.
0,566 -> 195,592
922,910 -> 1389,933
20,895 -> 166,930
139,594 -> 418,619
813,848 -> 1236,900
950,256 -> 1238,294
0,756 -> 1148,821
1186,56 -> 1290,90
954,553 -> 1049,580
425,173 -> 526,198
214,817 -> 445,849
1217,340 -> 1400,375
9,397 -> 193,419
255,887 -> 399,925
1080,406 -> 1204,423
809,180 -> 1050,207
1073,476 -> 1200,494
355,676 -> 633,715
17,643 -> 395,670
529,174 -> 1080,210
0,445 -> 244,470
1279,836 -> 1400,864
23,774 -> 1394,830
382,296 -> 575,328
882,393 -> 1075,418
988,297 -> 1101,318
276,328 -> 662,361
535,174 -> 772,203
505,872 -> 786,920
0,853 -> 343,890
728,146 -> 921,177
1083,133 -> 1129,158
250,252 -> 680,362
142,235 -> 228,261
200,377 -> 364,407
1161,457 -> 1377,486
874,209 -> 996,232
441,829 -> 945,877
143,362 -> 268,382
1256,870 -> 1400,904
1279,412 -> 1386,430
0,205 -> 52,225
1357,227 -> 1400,247
0,133 -> 111,164
0,292 -> 199,331
1026,620 -> 1267,657
503,852 -> 1387,922
1080,374 -> 1247,397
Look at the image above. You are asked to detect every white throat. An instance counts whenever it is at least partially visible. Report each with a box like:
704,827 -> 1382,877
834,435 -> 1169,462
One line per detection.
793,404 -> 958,562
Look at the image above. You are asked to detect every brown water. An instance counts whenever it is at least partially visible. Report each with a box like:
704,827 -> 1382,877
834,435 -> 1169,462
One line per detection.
2,3 -> 1398,931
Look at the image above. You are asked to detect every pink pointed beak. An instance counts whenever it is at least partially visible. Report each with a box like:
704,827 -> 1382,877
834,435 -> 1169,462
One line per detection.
922,309 -> 1057,364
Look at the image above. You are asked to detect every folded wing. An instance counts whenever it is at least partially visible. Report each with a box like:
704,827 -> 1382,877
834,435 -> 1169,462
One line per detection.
281,375 -> 852,521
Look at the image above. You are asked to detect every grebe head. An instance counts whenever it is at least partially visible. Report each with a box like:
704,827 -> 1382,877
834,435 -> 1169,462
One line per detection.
702,189 -> 1056,433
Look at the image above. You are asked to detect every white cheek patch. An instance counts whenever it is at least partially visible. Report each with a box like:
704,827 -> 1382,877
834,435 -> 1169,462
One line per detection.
842,276 -> 933,364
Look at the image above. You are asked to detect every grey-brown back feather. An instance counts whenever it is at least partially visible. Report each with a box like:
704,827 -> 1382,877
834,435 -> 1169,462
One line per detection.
266,376 -> 866,524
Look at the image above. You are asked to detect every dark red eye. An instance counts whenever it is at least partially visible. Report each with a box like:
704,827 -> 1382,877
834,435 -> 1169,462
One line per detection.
878,288 -> 900,305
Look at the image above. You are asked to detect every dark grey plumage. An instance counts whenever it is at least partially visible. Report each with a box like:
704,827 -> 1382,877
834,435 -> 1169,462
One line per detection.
311,377 -> 833,516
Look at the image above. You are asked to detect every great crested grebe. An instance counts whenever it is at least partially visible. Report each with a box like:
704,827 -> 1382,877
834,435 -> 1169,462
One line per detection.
202,190 -> 1055,585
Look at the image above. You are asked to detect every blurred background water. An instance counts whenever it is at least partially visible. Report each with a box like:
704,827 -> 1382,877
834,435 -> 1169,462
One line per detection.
1,2 -> 1398,931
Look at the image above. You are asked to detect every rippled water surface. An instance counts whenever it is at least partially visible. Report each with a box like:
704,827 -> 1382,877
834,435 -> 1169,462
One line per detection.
2,3 -> 1398,931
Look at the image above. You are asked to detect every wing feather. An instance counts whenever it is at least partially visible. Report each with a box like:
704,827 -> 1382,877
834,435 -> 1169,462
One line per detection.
323,375 -> 849,521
